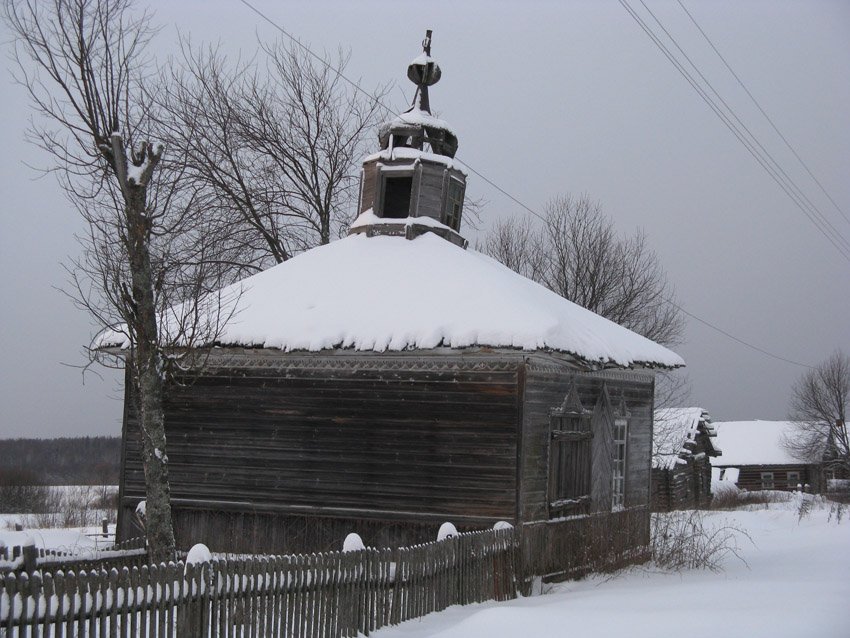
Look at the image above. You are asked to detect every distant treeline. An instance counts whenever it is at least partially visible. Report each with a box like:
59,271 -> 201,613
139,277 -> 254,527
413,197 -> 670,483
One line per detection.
0,436 -> 120,485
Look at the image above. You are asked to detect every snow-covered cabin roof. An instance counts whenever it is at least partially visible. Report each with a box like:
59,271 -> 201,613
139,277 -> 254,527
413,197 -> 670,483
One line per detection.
98,230 -> 684,369
710,421 -> 802,467
653,407 -> 719,470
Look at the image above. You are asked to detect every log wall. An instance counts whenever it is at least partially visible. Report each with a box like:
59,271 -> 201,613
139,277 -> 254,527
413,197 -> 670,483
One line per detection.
120,351 -> 520,553
518,358 -> 655,522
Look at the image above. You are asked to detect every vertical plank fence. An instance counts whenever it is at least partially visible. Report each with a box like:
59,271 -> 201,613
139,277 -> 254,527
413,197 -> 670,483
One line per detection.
1,510 -> 651,636
0,527 -> 518,637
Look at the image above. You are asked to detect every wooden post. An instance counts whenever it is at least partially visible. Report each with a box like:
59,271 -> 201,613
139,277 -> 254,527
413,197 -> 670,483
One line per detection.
22,543 -> 38,574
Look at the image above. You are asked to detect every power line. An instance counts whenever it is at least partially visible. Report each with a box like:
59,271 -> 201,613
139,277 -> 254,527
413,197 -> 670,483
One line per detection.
233,0 -> 815,369
677,0 -> 850,227
234,0 -> 547,223
618,0 -> 850,261
635,0 -> 850,256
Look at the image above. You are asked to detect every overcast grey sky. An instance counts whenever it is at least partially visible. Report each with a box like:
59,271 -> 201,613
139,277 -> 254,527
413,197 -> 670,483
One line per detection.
1,0 -> 848,439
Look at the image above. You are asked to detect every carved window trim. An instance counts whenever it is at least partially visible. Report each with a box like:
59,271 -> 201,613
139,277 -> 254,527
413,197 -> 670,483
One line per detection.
548,384 -> 592,517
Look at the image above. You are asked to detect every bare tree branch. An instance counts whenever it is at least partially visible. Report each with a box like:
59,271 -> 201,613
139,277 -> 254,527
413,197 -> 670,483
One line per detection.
784,350 -> 849,474
480,194 -> 685,347
3,0 -> 239,562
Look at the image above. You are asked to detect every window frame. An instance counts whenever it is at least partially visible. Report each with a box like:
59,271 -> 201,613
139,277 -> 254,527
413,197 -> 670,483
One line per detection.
786,471 -> 800,488
611,416 -> 629,510
376,167 -> 415,219
760,471 -> 775,490
445,176 -> 464,230
547,386 -> 592,518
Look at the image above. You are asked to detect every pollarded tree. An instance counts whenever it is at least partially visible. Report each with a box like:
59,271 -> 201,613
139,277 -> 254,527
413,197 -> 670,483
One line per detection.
784,350 -> 849,475
4,0 -> 234,562
481,194 -> 684,347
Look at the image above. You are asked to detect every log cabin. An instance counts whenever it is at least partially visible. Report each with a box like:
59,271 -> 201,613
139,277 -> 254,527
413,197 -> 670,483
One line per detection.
106,34 -> 684,557
710,421 -> 821,493
651,408 -> 720,511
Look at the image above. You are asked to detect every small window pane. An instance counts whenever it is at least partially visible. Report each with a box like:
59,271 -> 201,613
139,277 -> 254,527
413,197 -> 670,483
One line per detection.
612,418 -> 628,510
446,179 -> 464,230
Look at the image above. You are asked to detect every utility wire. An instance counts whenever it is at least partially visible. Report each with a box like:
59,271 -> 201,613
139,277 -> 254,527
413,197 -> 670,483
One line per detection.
619,0 -> 850,261
234,0 -> 547,224
233,0 -> 815,368
677,0 -> 850,227
635,0 -> 850,256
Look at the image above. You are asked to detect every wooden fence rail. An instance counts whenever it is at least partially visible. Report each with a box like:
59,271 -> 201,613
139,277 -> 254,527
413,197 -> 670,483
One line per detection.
0,528 -> 517,637
1,537 -> 147,576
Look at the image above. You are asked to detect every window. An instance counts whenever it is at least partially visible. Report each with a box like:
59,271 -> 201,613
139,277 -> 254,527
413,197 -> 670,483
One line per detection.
787,471 -> 800,488
761,472 -> 774,490
382,175 -> 413,218
445,178 -> 464,230
548,386 -> 592,517
612,418 -> 628,510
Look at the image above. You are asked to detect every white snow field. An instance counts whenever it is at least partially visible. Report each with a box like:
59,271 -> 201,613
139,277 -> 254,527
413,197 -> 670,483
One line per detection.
373,505 -> 850,638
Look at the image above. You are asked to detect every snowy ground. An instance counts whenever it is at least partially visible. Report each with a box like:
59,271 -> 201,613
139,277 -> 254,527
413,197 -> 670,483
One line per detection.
374,505 -> 850,638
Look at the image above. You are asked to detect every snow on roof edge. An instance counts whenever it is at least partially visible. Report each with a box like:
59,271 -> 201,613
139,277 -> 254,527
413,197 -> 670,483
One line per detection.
95,233 -> 685,370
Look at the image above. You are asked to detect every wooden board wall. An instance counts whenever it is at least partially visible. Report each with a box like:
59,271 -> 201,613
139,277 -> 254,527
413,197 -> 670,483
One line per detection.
518,358 -> 655,523
119,351 -> 520,551
714,463 -> 820,492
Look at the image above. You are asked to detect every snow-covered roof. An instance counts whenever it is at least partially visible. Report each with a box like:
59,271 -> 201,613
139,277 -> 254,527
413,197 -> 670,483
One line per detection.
363,146 -> 465,172
653,407 -> 719,470
383,108 -> 455,136
711,421 -> 802,467
98,231 -> 684,369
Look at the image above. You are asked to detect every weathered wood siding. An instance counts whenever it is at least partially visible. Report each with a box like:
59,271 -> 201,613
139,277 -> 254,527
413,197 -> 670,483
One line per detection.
713,463 -> 820,493
360,161 -> 378,213
119,351 -> 520,553
651,433 -> 715,511
518,357 -> 655,522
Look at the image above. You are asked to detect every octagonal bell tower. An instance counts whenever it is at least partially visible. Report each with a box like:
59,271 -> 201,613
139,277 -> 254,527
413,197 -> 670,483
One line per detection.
350,30 -> 468,248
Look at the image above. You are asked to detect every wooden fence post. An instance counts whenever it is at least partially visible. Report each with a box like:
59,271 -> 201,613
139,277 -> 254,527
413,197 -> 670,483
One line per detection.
22,544 -> 37,574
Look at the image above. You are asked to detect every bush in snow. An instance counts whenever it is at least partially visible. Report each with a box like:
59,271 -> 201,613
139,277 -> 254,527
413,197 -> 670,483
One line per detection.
651,510 -> 751,572
437,522 -> 458,541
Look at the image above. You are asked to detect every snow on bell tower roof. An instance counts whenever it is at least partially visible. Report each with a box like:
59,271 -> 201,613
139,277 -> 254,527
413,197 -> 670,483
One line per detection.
377,30 -> 458,158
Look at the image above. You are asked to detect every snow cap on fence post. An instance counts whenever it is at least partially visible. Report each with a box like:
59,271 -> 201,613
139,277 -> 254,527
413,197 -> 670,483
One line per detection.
343,532 -> 365,552
437,522 -> 458,541
186,543 -> 212,565
493,521 -> 513,531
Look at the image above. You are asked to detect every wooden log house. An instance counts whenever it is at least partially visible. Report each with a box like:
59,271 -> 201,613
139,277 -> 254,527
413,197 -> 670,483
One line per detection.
108,34 -> 684,556
710,420 -> 821,492
651,408 -> 720,511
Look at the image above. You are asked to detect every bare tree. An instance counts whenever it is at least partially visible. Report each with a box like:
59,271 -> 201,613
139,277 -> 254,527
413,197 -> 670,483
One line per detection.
155,38 -> 388,273
4,0 -> 233,561
481,194 -> 684,347
784,351 -> 849,475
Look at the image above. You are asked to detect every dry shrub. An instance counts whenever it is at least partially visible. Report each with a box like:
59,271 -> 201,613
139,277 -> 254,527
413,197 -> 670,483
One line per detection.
21,486 -> 118,528
651,510 -> 751,572
0,468 -> 53,513
710,487 -> 791,511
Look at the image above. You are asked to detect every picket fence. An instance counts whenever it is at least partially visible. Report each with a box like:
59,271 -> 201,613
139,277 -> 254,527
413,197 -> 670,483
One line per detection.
0,527 -> 517,637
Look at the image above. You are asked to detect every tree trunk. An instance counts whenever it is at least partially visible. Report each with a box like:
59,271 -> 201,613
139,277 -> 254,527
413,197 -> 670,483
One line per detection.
127,183 -> 176,564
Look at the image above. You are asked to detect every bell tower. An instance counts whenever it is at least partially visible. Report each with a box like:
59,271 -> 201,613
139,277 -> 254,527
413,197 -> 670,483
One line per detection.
350,30 -> 468,248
